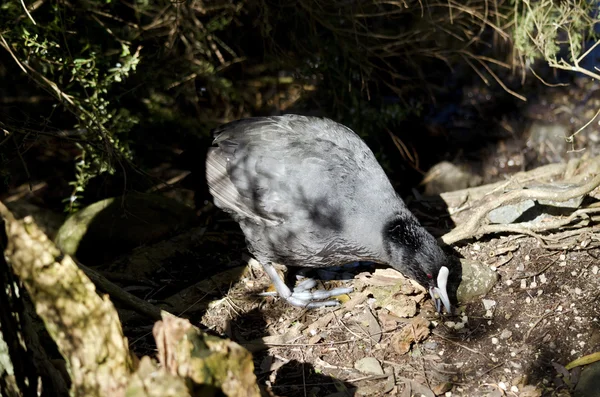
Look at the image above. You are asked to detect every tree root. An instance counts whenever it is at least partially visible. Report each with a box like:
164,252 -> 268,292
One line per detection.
441,157 -> 600,246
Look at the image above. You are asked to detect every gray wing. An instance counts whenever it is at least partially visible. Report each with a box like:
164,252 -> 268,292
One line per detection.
206,115 -> 364,225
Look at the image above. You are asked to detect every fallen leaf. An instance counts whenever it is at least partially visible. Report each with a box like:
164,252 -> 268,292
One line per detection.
391,317 -> 431,355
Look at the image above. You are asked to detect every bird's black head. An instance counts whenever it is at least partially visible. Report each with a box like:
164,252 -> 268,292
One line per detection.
383,215 -> 451,313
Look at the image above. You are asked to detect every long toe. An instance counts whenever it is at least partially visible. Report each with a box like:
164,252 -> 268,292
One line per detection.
294,278 -> 318,292
286,286 -> 353,307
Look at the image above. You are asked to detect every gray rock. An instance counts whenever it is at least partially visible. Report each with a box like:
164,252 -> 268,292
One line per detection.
574,361 -> 600,397
487,199 -> 535,224
534,183 -> 585,208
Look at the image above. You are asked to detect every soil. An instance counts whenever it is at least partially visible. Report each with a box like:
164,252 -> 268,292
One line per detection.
172,225 -> 599,397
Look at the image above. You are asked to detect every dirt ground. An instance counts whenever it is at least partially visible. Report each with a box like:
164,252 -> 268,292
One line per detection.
164,227 -> 596,397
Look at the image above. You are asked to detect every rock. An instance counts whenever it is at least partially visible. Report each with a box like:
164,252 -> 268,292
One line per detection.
482,299 -> 496,310
354,357 -> 384,375
423,161 -> 482,196
55,193 -> 195,265
526,121 -> 569,164
574,361 -> 600,397
534,183 -> 585,208
487,199 -> 535,224
456,260 -> 498,303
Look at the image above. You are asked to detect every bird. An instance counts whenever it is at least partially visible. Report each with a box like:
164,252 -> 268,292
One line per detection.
205,114 -> 451,312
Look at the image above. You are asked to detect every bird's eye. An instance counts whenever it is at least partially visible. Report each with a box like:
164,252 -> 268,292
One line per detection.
426,273 -> 433,279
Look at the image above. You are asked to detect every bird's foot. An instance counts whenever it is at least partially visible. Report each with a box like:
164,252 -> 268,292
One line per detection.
260,262 -> 353,308
260,284 -> 353,308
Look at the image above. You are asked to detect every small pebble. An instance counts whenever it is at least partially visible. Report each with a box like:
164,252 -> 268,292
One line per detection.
525,255 -> 531,261
500,330 -> 513,340
575,288 -> 582,295
499,382 -> 507,391
505,280 -> 513,286
560,254 -> 566,260
473,244 -> 481,251
525,297 -> 531,303
511,386 -> 519,393
530,281 -> 538,288
537,289 -> 543,296
539,274 -> 547,283
593,266 -> 599,275
445,393 -> 452,397
492,337 -> 499,345
520,280 -> 527,289
482,299 -> 496,310
559,261 -> 567,267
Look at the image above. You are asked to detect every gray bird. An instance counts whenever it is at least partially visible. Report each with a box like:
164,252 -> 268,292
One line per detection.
206,114 -> 451,311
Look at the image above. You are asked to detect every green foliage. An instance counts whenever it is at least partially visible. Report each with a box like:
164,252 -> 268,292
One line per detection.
514,0 -> 597,64
1,0 -> 598,208
1,0 -> 145,210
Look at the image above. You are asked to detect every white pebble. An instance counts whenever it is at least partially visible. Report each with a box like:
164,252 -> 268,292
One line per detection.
505,280 -> 513,286
575,288 -> 582,295
473,244 -> 481,251
492,337 -> 499,345
559,261 -> 567,267
537,289 -> 543,296
482,299 -> 497,310
525,255 -> 531,261
526,297 -> 531,303
530,281 -> 538,288
511,386 -> 519,393
593,266 -> 599,275
445,393 -> 452,397
539,274 -> 547,283
499,382 -> 507,390
520,280 -> 527,289
560,254 -> 566,260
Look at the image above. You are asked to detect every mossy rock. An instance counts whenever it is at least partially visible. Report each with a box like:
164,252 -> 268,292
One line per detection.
55,193 -> 195,265
456,259 -> 498,303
